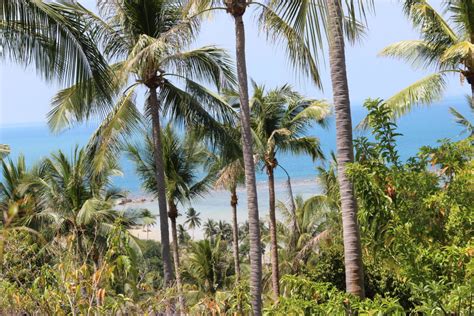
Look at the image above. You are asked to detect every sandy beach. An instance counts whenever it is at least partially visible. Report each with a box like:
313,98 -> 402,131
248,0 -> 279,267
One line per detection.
120,177 -> 321,241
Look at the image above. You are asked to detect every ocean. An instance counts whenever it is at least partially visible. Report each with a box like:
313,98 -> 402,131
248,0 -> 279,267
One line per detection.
1,96 -> 470,230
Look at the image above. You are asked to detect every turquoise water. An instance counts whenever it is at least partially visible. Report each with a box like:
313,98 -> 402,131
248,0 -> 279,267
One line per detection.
1,96 -> 470,195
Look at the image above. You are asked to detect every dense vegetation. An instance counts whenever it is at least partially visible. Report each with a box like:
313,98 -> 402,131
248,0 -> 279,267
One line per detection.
1,0 -> 473,315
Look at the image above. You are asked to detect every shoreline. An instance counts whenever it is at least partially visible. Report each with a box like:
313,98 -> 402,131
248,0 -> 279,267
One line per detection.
120,176 -> 321,241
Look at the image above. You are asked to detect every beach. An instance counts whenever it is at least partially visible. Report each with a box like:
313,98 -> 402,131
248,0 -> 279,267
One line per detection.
120,176 -> 321,241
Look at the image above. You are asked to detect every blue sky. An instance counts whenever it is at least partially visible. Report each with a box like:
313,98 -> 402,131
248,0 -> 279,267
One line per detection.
0,0 -> 466,126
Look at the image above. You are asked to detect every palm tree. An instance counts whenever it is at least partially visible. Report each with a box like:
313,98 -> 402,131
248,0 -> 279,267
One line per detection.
49,0 -> 236,287
183,3 -> 321,311
210,120 -> 246,285
127,124 -> 214,312
208,2 -> 263,309
140,209 -> 157,240
378,0 -> 474,117
203,218 -> 218,240
177,224 -> 191,245
270,0 -> 373,298
324,0 -> 367,298
267,0 -> 376,297
216,220 -> 233,241
250,82 -> 328,298
185,207 -> 201,239
214,155 -> 244,284
185,238 -> 233,295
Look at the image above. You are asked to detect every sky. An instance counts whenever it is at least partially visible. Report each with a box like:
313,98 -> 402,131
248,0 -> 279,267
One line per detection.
0,0 -> 466,126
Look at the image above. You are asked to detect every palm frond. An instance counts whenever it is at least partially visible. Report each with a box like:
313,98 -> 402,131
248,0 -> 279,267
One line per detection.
378,40 -> 442,69
357,72 -> 448,129
162,46 -> 237,90
404,1 -> 458,47
0,144 -> 10,160
279,136 -> 324,161
449,106 -> 473,136
159,79 -> 238,148
259,3 -> 323,88
123,20 -> 197,74
1,0 -> 112,92
85,86 -> 141,177
385,72 -> 447,117
440,40 -> 474,66
48,63 -> 127,133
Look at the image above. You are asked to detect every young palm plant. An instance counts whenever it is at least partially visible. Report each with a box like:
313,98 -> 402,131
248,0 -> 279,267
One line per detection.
0,155 -> 45,271
249,82 -> 328,299
276,195 -> 333,275
25,147 -> 138,264
48,0 -> 236,286
127,124 -> 215,312
184,238 -> 233,299
378,0 -> 474,116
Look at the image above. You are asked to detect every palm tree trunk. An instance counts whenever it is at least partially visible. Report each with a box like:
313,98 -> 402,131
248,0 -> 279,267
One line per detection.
231,187 -> 242,314
148,86 -> 174,286
230,188 -> 241,283
232,10 -> 263,315
327,0 -> 365,298
267,165 -> 280,299
169,201 -> 185,313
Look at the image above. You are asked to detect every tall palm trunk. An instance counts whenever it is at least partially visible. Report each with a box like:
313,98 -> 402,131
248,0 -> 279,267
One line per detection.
168,201 -> 185,313
326,0 -> 365,298
228,1 -> 263,313
266,164 -> 280,299
230,187 -> 241,282
148,86 -> 174,286
230,187 -> 242,313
